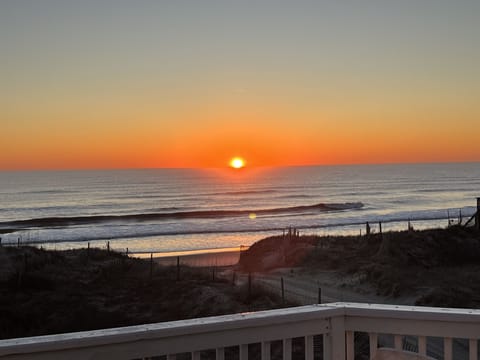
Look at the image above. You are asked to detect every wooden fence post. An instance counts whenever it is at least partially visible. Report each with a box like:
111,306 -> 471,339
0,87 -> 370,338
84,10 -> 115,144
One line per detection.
149,253 -> 153,280
176,256 -> 180,281
476,198 -> 480,230
318,287 -> 322,304
248,273 -> 252,298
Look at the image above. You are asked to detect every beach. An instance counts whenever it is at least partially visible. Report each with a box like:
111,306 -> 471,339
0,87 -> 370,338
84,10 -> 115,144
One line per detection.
133,247 -> 246,267
153,250 -> 243,267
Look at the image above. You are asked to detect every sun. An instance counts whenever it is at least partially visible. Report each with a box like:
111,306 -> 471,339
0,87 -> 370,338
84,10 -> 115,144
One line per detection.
229,157 -> 245,169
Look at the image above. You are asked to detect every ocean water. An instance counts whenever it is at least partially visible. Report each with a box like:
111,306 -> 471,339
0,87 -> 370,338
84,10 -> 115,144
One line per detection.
0,163 -> 479,254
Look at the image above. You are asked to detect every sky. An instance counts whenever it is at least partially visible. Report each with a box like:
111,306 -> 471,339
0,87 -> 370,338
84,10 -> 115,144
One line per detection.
1,0 -> 479,170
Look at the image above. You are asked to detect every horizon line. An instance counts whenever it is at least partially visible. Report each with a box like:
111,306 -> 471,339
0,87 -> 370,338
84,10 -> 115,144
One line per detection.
1,160 -> 479,172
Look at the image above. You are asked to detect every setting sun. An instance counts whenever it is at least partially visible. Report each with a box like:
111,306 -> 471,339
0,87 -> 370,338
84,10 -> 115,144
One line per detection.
229,157 -> 245,169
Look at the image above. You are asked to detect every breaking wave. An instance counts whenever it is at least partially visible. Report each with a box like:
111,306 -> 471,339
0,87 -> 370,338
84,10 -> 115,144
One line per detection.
0,202 -> 364,229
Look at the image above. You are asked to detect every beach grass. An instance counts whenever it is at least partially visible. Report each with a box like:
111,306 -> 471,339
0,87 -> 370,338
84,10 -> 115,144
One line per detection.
2,225 -> 480,339
0,245 -> 287,340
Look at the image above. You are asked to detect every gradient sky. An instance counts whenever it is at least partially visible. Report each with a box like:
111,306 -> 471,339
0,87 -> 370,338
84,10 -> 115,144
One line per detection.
1,0 -> 479,170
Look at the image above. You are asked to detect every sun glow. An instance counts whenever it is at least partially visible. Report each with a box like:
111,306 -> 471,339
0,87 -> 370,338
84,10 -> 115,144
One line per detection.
230,157 -> 245,169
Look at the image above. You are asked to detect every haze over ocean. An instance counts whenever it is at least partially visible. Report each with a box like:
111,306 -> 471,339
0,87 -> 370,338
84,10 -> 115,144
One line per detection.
1,163 -> 479,254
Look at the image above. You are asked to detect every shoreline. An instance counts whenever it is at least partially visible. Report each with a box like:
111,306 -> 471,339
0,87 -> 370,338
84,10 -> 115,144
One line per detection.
0,216 -> 462,253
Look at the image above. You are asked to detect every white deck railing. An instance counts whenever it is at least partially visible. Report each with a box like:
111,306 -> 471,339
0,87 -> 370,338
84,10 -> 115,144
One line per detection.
1,302 -> 480,360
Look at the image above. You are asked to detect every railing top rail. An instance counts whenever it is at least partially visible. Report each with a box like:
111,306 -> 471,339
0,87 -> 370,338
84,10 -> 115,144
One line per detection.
2,303 -> 480,358
323,302 -> 480,322
0,305 -> 341,356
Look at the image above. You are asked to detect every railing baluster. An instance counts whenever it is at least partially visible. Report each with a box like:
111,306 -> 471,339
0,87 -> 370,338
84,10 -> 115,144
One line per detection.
329,315 -> 346,359
470,339 -> 478,360
394,335 -> 402,350
216,347 -> 225,360
305,335 -> 314,360
346,331 -> 354,360
323,333 -> 332,360
192,350 -> 201,360
262,341 -> 271,360
240,344 -> 249,360
418,336 -> 427,356
369,333 -> 378,360
283,338 -> 292,360
444,337 -> 453,360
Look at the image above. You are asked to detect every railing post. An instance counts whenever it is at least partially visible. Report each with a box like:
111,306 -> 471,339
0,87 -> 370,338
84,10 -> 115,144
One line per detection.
325,316 -> 345,360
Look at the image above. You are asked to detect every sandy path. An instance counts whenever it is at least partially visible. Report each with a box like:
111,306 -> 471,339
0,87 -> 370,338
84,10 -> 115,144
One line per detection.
233,267 -> 417,306
233,268 -> 455,359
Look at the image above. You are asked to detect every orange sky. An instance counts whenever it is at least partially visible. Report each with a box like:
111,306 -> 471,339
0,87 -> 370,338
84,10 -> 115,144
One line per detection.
1,1 -> 479,170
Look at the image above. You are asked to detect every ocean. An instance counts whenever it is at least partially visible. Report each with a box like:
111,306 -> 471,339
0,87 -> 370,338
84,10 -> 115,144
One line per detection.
0,163 -> 479,255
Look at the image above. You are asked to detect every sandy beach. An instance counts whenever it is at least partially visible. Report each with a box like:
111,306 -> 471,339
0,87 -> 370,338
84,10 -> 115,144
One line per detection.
153,249 -> 244,267
130,247 -> 247,267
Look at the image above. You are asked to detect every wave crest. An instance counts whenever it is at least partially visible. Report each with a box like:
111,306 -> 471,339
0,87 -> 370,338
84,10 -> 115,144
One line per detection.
0,202 -> 364,229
